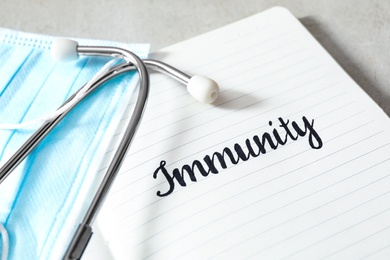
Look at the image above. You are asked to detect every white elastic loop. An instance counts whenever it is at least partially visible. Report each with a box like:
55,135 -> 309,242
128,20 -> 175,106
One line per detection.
0,223 -> 9,260
0,58 -> 119,130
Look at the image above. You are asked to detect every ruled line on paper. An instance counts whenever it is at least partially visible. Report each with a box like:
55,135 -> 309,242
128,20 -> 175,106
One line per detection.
219,21 -> 278,45
197,37 -> 301,82
201,24 -> 289,62
321,225 -> 390,259
278,205 -> 390,260
110,127 -> 383,238
187,27 -> 293,72
152,152 -> 390,259
183,31 -> 297,77
360,243 -> 390,260
213,47 -> 308,84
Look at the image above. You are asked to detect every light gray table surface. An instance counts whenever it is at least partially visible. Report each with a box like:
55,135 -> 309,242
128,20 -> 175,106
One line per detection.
0,0 -> 389,115
0,1 -> 389,258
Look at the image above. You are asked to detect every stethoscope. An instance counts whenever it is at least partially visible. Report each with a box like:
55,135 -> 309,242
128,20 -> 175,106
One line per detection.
0,39 -> 219,260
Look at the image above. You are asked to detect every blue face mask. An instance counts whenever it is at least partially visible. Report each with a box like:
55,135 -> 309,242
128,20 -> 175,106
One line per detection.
0,28 -> 149,259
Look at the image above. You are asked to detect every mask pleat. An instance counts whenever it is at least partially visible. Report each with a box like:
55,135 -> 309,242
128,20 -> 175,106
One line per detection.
0,49 -> 55,159
0,45 -> 32,97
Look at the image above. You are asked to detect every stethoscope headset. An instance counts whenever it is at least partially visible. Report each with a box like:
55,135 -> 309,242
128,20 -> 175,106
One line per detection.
0,39 -> 219,259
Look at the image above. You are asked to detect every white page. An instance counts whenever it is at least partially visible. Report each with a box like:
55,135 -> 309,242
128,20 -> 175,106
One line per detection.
87,6 -> 390,259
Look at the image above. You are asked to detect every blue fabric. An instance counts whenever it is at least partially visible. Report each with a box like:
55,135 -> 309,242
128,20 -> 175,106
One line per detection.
0,28 -> 149,259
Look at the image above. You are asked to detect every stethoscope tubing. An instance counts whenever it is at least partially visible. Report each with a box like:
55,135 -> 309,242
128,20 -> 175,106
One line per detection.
0,45 -> 192,259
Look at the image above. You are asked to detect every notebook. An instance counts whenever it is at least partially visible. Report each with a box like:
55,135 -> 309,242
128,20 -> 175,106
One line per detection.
83,6 -> 390,259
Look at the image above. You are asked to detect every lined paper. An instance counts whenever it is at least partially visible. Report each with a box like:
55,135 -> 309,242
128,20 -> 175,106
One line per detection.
85,7 -> 390,259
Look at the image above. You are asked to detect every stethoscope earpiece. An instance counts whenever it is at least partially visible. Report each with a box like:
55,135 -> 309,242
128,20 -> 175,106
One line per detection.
187,75 -> 219,103
50,39 -> 79,62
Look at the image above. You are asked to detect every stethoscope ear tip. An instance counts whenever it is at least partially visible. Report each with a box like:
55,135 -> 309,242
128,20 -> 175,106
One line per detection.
187,75 -> 220,103
51,38 -> 79,62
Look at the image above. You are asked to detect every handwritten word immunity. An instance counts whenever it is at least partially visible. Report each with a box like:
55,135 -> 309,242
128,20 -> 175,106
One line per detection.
153,116 -> 323,197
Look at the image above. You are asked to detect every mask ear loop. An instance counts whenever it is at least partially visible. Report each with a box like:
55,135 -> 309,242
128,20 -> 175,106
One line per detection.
0,222 -> 9,260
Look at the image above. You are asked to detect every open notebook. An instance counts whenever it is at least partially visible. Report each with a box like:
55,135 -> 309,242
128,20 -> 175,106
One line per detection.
83,6 -> 390,259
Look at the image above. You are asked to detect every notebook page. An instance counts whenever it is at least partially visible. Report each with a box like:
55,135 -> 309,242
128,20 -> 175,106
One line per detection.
94,7 -> 390,259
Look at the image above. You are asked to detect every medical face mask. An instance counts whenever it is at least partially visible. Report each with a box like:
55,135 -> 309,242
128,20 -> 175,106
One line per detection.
0,28 -> 149,259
